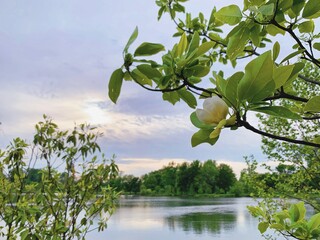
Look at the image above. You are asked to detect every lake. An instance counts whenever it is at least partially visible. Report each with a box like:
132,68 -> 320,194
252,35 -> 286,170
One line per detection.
87,196 -> 275,240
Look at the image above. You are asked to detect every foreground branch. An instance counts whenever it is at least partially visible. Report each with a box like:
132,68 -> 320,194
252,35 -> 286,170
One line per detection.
238,119 -> 320,148
298,74 -> 320,86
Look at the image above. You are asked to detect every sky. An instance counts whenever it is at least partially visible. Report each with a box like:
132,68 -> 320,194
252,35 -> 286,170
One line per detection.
0,0 -> 275,178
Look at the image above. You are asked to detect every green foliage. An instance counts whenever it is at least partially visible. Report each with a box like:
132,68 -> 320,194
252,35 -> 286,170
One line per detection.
216,164 -> 237,193
108,68 -> 124,104
238,51 -> 274,103
247,201 -> 320,239
214,5 -> 242,26
134,42 -> 165,57
111,160 -> 238,196
0,116 -> 119,239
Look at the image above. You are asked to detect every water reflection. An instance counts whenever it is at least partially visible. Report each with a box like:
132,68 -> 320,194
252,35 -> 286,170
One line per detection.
87,197 -> 263,240
166,211 -> 236,234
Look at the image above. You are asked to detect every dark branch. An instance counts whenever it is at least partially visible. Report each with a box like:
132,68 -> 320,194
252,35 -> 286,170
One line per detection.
298,74 -> 320,86
186,86 -> 208,98
303,115 -> 320,120
264,89 -> 309,103
125,65 -> 187,93
270,19 -> 320,68
238,119 -> 320,148
133,79 -> 186,93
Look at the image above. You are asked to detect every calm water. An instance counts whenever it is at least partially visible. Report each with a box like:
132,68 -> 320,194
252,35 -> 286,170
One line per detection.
87,196 -> 273,240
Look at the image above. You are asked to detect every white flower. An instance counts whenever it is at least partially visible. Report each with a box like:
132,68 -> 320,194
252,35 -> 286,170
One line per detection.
196,96 -> 228,126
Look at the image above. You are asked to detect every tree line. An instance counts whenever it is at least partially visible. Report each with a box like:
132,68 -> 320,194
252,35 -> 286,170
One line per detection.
14,158 -> 318,200
110,160 -> 237,196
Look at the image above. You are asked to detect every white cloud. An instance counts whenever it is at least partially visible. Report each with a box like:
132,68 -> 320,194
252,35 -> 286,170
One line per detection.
100,112 -> 191,142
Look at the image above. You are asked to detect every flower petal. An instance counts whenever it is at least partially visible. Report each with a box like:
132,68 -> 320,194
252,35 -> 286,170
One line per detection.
196,109 -> 216,125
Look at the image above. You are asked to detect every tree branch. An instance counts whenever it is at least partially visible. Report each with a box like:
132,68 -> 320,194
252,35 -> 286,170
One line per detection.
303,115 -> 320,120
125,66 -> 187,93
270,19 -> 320,68
298,74 -> 320,86
238,119 -> 320,148
264,89 -> 309,103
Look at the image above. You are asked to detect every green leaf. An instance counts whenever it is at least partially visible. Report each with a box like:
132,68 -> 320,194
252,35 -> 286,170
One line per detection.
178,89 -> 197,108
247,206 -> 265,217
137,64 -> 162,79
163,91 -> 180,105
158,6 -> 166,20
191,129 -> 219,147
20,229 -> 30,240
298,20 -> 315,33
273,41 -> 280,61
289,202 -> 306,223
249,24 -> 262,47
273,65 -> 295,89
215,72 -> 227,95
291,0 -> 305,16
314,136 -> 320,144
304,96 -> 320,113
176,32 -> 188,57
248,81 -> 275,102
108,68 -> 124,103
285,62 -> 305,85
225,71 -> 243,108
279,0 -> 293,11
187,31 -> 200,57
238,51 -> 274,103
259,3 -> 274,16
186,65 -> 211,77
214,5 -> 242,25
266,24 -> 285,36
124,27 -> 138,54
194,41 -> 215,58
227,27 -> 250,60
308,213 -> 320,231
270,223 -> 285,231
258,221 -> 269,234
173,3 -> 185,13
131,69 -> 153,86
252,106 -> 302,120
134,42 -> 165,56
313,42 -> 320,51
302,0 -> 320,19
280,49 -> 305,64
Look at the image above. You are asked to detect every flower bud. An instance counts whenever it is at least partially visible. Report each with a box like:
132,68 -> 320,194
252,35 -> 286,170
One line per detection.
196,96 -> 228,126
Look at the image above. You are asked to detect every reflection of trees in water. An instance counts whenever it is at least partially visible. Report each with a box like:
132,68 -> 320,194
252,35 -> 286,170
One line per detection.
166,211 -> 236,235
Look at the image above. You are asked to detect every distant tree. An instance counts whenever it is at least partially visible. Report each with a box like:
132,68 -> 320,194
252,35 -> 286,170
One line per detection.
160,162 -> 177,194
25,168 -> 42,184
200,160 -> 219,193
142,171 -> 162,193
217,164 -> 237,193
122,175 -> 141,194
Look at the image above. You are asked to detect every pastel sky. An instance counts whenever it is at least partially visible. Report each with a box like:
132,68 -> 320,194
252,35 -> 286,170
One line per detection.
0,0 -> 284,178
